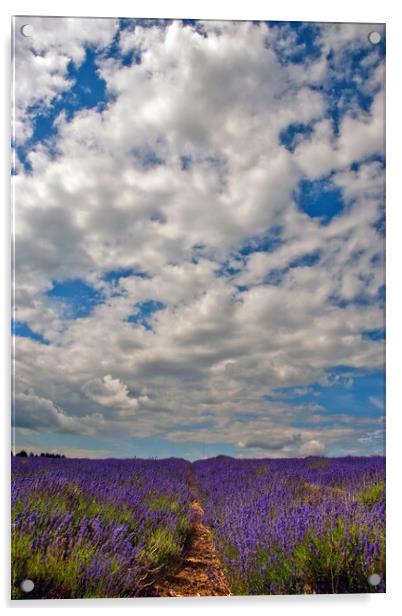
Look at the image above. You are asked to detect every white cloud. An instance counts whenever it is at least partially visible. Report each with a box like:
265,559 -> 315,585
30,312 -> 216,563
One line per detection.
299,439 -> 327,456
293,90 -> 384,179
83,375 -> 141,414
13,16 -> 118,143
369,396 -> 384,411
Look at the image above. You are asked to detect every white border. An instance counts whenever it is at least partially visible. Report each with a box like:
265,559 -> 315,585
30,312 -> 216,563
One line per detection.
1,0 -> 391,22
2,1 -> 401,614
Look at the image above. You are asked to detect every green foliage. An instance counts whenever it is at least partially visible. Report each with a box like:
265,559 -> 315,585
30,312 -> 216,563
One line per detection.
148,494 -> 180,513
14,536 -> 96,598
12,488 -> 191,598
306,459 -> 331,470
221,490 -> 385,596
13,491 -> 139,532
355,481 -> 385,508
144,527 -> 182,569
293,521 -> 385,593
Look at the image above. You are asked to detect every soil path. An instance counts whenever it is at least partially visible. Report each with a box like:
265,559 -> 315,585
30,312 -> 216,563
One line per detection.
146,472 -> 231,597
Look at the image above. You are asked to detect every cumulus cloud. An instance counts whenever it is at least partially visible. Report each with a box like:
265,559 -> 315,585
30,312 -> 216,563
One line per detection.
13,16 -> 118,143
299,440 -> 327,456
12,19 -> 385,457
83,375 -> 141,413
13,392 -> 82,434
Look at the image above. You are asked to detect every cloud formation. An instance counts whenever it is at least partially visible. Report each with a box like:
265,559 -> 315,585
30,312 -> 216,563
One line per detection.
12,18 -> 385,458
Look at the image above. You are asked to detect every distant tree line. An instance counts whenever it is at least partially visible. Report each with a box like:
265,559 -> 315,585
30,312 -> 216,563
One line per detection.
13,450 -> 66,458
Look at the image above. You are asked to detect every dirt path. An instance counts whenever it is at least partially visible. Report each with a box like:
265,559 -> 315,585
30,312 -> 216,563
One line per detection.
146,473 -> 231,597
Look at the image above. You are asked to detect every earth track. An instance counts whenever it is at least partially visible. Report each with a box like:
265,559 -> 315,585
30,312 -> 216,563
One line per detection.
145,472 -> 231,597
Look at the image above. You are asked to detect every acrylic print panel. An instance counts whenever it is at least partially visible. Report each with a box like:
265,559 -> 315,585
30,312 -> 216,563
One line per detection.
11,16 -> 385,599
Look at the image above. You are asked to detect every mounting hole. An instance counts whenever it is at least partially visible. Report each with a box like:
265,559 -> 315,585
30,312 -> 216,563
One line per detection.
368,573 -> 381,586
368,31 -> 381,45
20,24 -> 34,38
20,579 -> 34,593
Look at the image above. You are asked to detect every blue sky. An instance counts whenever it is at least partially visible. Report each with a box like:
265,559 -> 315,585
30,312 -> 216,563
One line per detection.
12,17 -> 385,459
46,278 -> 105,318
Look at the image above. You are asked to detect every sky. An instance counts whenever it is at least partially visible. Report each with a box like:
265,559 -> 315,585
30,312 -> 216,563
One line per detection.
11,17 -> 385,460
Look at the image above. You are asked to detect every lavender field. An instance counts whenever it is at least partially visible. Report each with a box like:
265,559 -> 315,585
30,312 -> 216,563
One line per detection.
11,455 -> 385,599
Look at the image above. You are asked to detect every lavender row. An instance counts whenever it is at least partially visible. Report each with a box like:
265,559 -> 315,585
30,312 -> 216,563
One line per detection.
193,456 -> 385,594
12,457 -> 193,599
